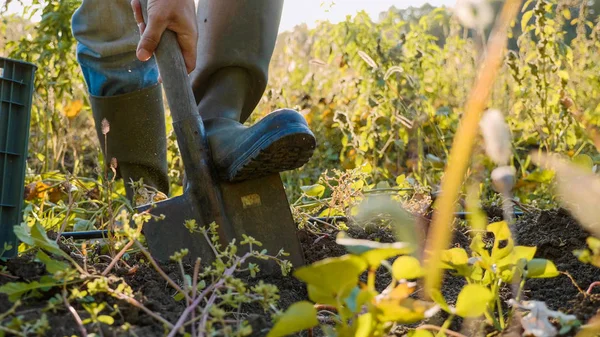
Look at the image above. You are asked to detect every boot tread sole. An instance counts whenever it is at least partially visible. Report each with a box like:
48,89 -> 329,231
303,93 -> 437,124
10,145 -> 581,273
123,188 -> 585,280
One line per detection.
225,130 -> 316,182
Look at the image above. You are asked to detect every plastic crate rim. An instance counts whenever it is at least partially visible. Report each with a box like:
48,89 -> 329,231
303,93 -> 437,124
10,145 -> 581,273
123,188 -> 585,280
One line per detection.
0,56 -> 38,70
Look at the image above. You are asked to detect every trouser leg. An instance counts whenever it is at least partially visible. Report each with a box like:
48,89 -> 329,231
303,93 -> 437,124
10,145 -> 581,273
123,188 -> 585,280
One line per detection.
72,0 -> 169,200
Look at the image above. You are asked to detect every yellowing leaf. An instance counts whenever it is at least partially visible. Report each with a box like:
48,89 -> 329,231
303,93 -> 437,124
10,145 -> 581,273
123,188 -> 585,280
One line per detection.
521,10 -> 534,32
97,315 -> 114,325
307,284 -> 336,306
396,174 -> 406,186
392,256 -> 424,280
376,296 -> 438,323
488,221 -> 514,260
294,255 -> 367,297
355,313 -> 375,337
526,259 -> 559,278
267,301 -> 318,337
562,8 -> 571,20
441,248 -> 469,268
300,184 -> 326,198
62,100 -> 84,119
455,284 -> 492,318
24,181 -> 50,200
360,247 -> 413,268
429,289 -> 450,312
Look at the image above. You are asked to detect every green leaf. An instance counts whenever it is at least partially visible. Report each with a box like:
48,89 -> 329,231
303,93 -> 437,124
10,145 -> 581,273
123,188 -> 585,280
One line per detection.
0,278 -> 59,302
307,284 -> 337,306
300,184 -> 325,198
294,255 -> 367,298
267,301 -> 318,337
73,218 -> 94,232
97,315 -> 114,325
173,292 -> 185,301
344,287 -> 376,314
36,250 -> 70,274
455,284 -> 493,318
524,169 -> 554,183
336,232 -> 413,257
14,223 -> 68,259
392,256 -> 424,280
526,259 -> 559,278
572,154 -> 593,171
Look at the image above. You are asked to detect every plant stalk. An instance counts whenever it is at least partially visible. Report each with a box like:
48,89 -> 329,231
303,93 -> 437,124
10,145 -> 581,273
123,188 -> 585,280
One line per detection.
423,0 -> 523,296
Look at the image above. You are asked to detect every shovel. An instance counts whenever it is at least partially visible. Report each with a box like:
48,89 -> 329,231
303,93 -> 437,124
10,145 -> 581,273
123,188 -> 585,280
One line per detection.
137,0 -> 305,270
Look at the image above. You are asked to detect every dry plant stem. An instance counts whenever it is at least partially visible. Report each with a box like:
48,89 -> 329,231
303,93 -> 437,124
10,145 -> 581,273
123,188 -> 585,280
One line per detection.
134,241 -> 187,298
101,239 -> 135,276
0,326 -> 25,337
56,176 -> 74,242
417,325 -> 468,337
169,252 -> 252,337
191,258 -> 201,337
423,0 -> 523,295
108,288 -> 174,329
201,230 -> 221,259
560,271 -> 586,295
63,290 -> 87,337
196,290 -> 220,337
0,272 -> 19,279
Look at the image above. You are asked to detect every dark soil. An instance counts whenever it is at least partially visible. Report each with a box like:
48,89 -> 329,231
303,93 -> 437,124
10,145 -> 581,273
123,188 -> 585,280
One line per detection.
1,209 -> 599,336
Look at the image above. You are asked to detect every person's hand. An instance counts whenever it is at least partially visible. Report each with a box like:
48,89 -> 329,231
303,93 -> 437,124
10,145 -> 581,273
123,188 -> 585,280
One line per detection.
131,0 -> 198,73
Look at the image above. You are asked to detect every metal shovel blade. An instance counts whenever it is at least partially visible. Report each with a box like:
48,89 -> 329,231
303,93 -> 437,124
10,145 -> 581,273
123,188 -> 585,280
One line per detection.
141,174 -> 305,270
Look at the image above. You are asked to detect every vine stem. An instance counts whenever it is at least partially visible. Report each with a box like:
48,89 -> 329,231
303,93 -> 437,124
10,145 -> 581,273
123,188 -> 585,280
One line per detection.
167,252 -> 253,337
422,0 -> 523,295
108,288 -> 174,329
101,239 -> 135,276
63,290 -> 87,337
0,326 -> 25,337
418,324 -> 467,337
135,241 -> 187,298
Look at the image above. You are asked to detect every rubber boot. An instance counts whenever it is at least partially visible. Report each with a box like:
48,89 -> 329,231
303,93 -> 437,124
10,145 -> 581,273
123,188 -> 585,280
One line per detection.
90,83 -> 169,201
190,0 -> 316,182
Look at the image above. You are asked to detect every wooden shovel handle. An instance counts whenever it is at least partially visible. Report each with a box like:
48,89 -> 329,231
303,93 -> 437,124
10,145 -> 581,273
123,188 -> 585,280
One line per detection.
139,0 -> 198,123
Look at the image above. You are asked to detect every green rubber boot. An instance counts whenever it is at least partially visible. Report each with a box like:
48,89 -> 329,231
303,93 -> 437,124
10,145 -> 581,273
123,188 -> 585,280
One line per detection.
90,83 -> 169,201
190,0 -> 316,181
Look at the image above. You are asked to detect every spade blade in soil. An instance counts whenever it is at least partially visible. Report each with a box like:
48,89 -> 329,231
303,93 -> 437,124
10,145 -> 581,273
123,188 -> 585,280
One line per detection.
140,174 -> 305,272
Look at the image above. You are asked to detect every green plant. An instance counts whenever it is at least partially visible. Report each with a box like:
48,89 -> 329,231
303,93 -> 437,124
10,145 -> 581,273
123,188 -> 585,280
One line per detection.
268,233 -> 438,337
437,220 -> 559,331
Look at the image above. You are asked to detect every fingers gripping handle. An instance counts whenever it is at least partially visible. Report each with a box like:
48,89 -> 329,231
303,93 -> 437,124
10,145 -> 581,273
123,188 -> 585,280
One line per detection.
139,0 -> 198,123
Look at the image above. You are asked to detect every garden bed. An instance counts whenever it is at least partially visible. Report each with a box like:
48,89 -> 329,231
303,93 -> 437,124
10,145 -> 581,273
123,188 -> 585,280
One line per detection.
1,209 -> 598,336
